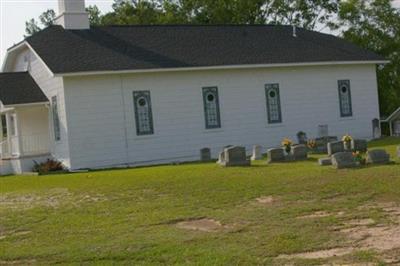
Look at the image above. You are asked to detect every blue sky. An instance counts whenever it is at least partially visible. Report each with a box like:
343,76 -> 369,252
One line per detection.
1,0 -> 400,68
0,0 -> 113,67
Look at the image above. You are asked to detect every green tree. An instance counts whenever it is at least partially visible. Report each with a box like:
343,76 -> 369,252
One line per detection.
101,0 -> 163,25
87,5 -> 103,26
25,18 -> 41,37
25,9 -> 56,36
337,0 -> 400,116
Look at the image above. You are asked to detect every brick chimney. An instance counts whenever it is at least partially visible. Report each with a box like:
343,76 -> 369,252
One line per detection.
55,0 -> 89,30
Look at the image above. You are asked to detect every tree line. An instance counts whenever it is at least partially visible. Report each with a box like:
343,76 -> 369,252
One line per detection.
25,0 -> 400,117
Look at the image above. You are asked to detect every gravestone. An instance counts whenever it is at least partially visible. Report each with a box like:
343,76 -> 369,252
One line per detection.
318,125 -> 329,137
318,158 -> 332,166
291,145 -> 308,160
314,136 -> 338,154
200,148 -> 211,162
331,152 -> 358,169
267,148 -> 285,163
351,139 -> 368,153
372,118 -> 381,139
366,149 -> 390,164
296,131 -> 308,145
217,145 -> 233,164
397,146 -> 400,158
327,141 -> 344,156
220,146 -> 250,167
251,145 -> 262,161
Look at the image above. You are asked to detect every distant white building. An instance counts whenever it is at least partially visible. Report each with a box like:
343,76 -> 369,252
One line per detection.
0,0 -> 388,174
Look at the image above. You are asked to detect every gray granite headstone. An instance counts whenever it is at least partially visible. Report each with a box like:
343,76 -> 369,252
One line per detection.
318,158 -> 332,166
331,152 -> 358,169
251,145 -> 262,161
351,139 -> 368,153
267,148 -> 285,163
327,141 -> 344,156
220,146 -> 250,167
366,150 -> 390,164
314,136 -> 338,154
291,145 -> 308,160
200,148 -> 211,162
372,118 -> 381,139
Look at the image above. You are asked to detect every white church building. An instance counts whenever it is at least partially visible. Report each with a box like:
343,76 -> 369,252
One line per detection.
0,0 -> 388,174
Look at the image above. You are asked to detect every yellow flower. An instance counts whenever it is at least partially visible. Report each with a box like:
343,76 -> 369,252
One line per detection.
281,138 -> 293,146
342,134 -> 353,142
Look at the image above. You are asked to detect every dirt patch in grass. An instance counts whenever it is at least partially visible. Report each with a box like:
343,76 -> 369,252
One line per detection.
255,196 -> 275,205
342,202 -> 400,252
0,188 -> 71,210
0,189 -> 109,210
297,211 -> 332,219
176,218 -> 225,232
297,211 -> 345,219
0,259 -> 36,265
279,202 -> 400,262
344,218 -> 376,226
0,230 -> 32,240
277,247 -> 356,259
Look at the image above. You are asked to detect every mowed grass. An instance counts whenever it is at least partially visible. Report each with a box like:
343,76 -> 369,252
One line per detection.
0,138 -> 399,265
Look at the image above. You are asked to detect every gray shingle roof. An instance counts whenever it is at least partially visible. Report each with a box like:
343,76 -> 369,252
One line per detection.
26,25 -> 385,74
0,72 -> 48,105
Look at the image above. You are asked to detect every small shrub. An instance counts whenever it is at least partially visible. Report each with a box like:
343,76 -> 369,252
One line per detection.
33,159 -> 65,174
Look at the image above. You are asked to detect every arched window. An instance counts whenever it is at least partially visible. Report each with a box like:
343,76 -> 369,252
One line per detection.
133,91 -> 154,135
338,80 -> 353,117
265,84 -> 282,124
51,96 -> 61,141
202,87 -> 221,129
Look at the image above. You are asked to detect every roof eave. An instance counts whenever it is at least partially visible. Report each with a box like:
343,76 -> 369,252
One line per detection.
2,101 -> 50,108
54,60 -> 390,78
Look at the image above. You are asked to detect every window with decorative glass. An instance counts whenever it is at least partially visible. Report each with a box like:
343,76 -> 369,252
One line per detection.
265,84 -> 282,124
51,96 -> 61,141
133,91 -> 154,135
338,80 -> 353,117
202,87 -> 221,129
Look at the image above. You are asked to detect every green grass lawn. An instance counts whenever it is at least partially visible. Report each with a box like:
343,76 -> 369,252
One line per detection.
1,138 -> 399,265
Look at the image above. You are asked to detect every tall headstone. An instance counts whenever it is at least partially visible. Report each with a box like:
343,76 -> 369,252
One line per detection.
251,145 -> 262,161
372,118 -> 381,139
397,146 -> 400,158
327,141 -> 344,156
267,148 -> 285,163
296,131 -> 308,145
291,145 -> 308,160
220,146 -> 250,167
318,125 -> 329,138
200,148 -> 211,162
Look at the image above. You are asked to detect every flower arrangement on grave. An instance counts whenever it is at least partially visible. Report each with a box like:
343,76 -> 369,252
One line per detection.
281,138 -> 293,153
352,151 -> 366,165
342,134 -> 353,150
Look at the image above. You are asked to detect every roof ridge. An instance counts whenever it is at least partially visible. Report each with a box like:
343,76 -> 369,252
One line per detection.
91,24 -> 292,28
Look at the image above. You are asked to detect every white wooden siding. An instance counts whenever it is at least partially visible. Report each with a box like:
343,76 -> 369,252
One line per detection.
11,47 -> 71,167
64,64 -> 380,170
